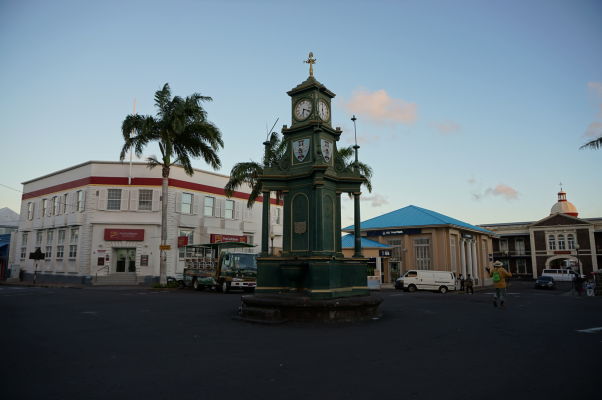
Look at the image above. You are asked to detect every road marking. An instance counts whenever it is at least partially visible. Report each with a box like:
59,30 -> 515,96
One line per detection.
577,327 -> 602,334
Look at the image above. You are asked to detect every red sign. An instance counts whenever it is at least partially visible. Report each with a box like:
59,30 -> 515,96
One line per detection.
554,250 -> 571,255
104,229 -> 145,241
210,234 -> 247,244
177,236 -> 189,248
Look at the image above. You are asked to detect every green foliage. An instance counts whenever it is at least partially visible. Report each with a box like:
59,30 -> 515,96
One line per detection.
580,136 -> 602,150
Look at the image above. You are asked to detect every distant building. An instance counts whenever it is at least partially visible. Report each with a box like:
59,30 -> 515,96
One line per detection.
341,234 -> 391,285
0,207 -> 19,280
343,205 -> 495,286
480,190 -> 601,278
13,161 -> 282,284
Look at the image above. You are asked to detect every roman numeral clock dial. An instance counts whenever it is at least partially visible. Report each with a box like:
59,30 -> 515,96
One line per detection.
294,99 -> 312,121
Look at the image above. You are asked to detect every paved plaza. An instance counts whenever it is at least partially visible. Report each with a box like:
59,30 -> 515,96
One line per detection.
1,282 -> 601,400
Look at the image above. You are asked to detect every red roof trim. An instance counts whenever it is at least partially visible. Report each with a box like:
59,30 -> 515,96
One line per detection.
22,176 -> 279,205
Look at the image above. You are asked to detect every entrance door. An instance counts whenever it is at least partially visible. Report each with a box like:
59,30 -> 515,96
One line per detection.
115,248 -> 136,273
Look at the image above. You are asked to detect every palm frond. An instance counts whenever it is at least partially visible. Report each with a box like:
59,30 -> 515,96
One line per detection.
580,136 -> 602,150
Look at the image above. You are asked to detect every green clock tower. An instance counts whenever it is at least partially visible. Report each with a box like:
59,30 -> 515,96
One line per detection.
240,53 -> 382,322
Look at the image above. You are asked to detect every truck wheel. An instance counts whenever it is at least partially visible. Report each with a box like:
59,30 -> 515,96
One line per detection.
222,281 -> 230,294
439,286 -> 448,294
408,285 -> 417,293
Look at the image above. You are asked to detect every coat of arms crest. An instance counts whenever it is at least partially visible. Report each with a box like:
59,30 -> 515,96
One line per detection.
292,138 -> 310,162
320,139 -> 332,163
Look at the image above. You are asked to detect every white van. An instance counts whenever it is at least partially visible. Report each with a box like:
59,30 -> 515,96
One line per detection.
541,269 -> 579,282
395,270 -> 457,293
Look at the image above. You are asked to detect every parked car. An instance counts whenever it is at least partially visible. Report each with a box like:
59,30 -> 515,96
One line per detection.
535,275 -> 555,289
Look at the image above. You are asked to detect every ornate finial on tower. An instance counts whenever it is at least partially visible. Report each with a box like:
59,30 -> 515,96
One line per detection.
559,182 -> 563,191
304,52 -> 317,77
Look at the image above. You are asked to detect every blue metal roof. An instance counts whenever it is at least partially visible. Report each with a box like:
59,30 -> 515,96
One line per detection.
344,205 -> 494,235
341,234 -> 391,249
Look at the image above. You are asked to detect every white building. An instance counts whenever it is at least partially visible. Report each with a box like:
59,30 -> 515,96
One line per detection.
12,161 -> 282,284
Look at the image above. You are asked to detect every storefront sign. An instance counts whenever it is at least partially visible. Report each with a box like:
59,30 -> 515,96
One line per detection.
210,234 -> 247,244
554,250 -> 571,255
140,255 -> 149,267
160,245 -> 171,251
366,228 -> 421,237
379,249 -> 392,257
104,229 -> 144,241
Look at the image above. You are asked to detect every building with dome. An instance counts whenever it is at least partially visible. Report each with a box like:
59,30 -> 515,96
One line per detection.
479,189 -> 601,278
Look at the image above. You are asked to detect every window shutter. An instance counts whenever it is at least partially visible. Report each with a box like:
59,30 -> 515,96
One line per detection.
98,189 -> 107,211
152,190 -> 161,212
130,189 -> 139,211
192,194 -> 199,215
80,190 -> 86,212
120,189 -> 129,211
175,192 -> 182,213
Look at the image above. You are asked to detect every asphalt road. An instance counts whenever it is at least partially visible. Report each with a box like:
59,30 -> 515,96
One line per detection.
1,281 -> 601,400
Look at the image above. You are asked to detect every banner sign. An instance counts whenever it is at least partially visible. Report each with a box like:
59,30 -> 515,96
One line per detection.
366,228 -> 421,237
379,249 -> 392,257
210,234 -> 247,244
104,229 -> 145,241
177,236 -> 189,248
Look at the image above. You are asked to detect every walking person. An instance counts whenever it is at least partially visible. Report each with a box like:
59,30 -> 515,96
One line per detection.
465,274 -> 474,294
459,274 -> 465,292
487,261 -> 512,308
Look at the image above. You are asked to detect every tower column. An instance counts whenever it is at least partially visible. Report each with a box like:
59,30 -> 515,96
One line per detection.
353,191 -> 362,257
466,240 -> 473,279
471,240 -> 478,283
261,190 -> 270,256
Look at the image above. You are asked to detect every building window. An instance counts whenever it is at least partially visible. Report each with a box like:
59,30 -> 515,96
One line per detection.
499,239 -> 508,253
107,189 -> 121,210
36,231 -> 43,247
68,245 -> 77,259
53,196 -> 60,215
70,228 -> 79,244
77,190 -> 85,212
548,235 -> 556,250
63,193 -> 69,213
45,245 -> 52,259
515,238 -> 525,256
275,207 -> 281,224
450,236 -> 457,270
414,238 -> 431,269
516,259 -> 527,274
56,245 -> 64,259
181,193 -> 193,214
42,199 -> 48,217
387,239 -> 402,262
58,229 -> 66,245
47,230 -> 54,244
138,189 -> 153,211
27,202 -> 34,220
557,234 -> 565,250
204,196 -> 215,217
178,229 -> 194,258
20,232 -> 28,259
567,234 -> 575,250
225,199 -> 234,219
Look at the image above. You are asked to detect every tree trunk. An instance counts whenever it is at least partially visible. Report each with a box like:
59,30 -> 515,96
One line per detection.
160,166 -> 169,286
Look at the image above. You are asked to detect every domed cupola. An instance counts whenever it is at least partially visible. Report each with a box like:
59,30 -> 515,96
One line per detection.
550,189 -> 578,217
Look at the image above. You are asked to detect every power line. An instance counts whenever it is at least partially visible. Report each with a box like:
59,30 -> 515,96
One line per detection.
0,183 -> 22,193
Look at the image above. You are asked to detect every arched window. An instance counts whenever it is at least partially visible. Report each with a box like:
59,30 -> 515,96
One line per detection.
548,235 -> 556,250
567,234 -> 575,250
557,234 -> 565,250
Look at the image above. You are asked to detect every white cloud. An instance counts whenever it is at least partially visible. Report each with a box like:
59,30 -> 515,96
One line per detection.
584,122 -> 602,138
344,89 -> 417,125
360,193 -> 388,207
431,121 -> 461,135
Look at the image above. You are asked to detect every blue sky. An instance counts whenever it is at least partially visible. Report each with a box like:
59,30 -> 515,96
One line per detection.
1,0 -> 601,227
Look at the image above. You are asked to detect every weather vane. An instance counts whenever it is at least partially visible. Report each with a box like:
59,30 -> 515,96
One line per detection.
304,52 -> 317,77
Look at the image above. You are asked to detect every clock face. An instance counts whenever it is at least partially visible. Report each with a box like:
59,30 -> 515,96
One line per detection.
318,100 -> 330,121
294,99 -> 312,121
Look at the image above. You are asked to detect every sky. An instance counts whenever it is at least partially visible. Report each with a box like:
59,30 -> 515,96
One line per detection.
1,0 -> 601,228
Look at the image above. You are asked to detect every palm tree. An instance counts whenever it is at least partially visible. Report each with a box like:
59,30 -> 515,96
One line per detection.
225,131 -> 287,208
580,136 -> 602,150
225,139 -> 372,209
120,83 -> 223,285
